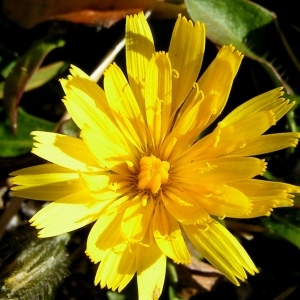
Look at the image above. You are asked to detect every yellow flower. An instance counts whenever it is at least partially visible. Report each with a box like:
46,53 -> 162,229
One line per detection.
11,12 -> 300,299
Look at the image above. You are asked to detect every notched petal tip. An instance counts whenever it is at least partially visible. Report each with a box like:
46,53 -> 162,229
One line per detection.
176,13 -> 205,29
225,44 -> 244,57
260,159 -> 268,175
68,64 -> 89,79
126,11 -> 145,21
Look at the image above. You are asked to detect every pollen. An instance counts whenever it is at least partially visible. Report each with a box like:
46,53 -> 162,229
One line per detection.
137,154 -> 170,194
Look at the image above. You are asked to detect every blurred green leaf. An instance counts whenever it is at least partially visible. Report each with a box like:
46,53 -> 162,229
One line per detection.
0,107 -> 56,157
0,61 -> 66,99
3,34 -> 65,134
0,226 -> 69,300
107,291 -> 127,300
0,43 -> 17,78
59,118 -> 80,137
167,262 -> 181,300
262,210 -> 300,249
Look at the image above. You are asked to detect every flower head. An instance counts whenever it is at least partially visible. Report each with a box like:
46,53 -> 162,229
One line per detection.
11,12 -> 300,299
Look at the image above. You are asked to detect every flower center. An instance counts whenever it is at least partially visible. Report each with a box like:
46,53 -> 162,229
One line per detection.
137,154 -> 170,194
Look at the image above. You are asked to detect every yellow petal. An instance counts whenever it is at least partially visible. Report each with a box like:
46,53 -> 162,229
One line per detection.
95,242 -> 136,292
197,184 -> 251,218
80,127 -> 133,169
121,194 -> 153,243
136,242 -> 166,300
153,203 -> 191,264
80,172 -> 131,202
169,15 -> 205,114
232,178 -> 300,195
11,181 -> 83,200
247,196 -> 293,218
161,92 -> 217,160
10,163 -> 65,174
161,188 -> 210,225
61,66 -> 133,153
222,87 -> 293,125
181,45 -> 243,126
187,110 -> 276,159
104,63 -> 147,150
230,132 -> 300,156
176,156 -> 267,184
86,210 -> 123,263
230,179 -> 297,217
183,220 -> 258,285
63,89 -> 129,150
144,52 -> 173,147
10,164 -> 78,186
30,190 -> 109,237
10,164 -> 83,201
126,12 -> 155,115
31,131 -> 99,171
60,65 -> 113,129
10,164 -> 83,200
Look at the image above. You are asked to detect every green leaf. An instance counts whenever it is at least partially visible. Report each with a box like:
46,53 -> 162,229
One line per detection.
262,209 -> 300,249
167,262 -> 181,300
0,61 -> 66,99
0,107 -> 56,157
107,291 -> 127,300
59,118 -> 80,137
3,34 -> 65,134
0,43 -> 17,78
0,226 -> 69,300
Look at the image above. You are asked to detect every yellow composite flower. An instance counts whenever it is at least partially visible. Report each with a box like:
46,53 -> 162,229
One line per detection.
11,12 -> 300,299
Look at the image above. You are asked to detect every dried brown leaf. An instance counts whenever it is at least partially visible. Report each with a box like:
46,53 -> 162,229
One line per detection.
3,0 -> 155,28
176,257 -> 222,299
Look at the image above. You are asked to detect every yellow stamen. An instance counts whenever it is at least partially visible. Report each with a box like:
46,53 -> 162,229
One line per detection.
138,155 -> 170,194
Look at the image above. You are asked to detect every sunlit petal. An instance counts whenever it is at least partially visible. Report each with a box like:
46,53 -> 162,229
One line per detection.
169,14 -> 205,114
121,194 -> 153,243
104,63 -> 147,149
126,12 -> 155,115
95,242 -> 136,292
137,242 -> 166,300
144,52 -> 172,147
31,131 -> 99,171
162,188 -> 210,225
153,203 -> 191,263
230,132 -> 300,156
81,127 -> 133,169
181,45 -> 243,126
30,191 -> 112,237
86,210 -> 124,263
175,156 -> 267,184
183,220 -> 258,285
